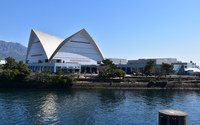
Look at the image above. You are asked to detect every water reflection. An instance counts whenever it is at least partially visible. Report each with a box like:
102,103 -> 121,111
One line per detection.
98,90 -> 126,104
0,89 -> 77,124
141,90 -> 175,108
40,93 -> 59,123
0,89 -> 199,124
52,89 -> 98,125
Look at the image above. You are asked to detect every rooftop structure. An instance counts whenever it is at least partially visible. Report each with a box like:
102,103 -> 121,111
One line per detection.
107,58 -> 127,65
128,58 -> 180,65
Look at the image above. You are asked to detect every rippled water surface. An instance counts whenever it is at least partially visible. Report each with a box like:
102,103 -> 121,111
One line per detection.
0,89 -> 200,125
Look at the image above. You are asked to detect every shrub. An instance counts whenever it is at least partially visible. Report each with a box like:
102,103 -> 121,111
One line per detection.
31,73 -> 75,88
0,57 -> 32,82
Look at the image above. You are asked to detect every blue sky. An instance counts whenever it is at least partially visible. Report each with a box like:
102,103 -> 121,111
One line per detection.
0,0 -> 200,64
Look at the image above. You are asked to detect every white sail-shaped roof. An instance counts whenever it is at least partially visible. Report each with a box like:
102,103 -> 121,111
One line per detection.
26,29 -> 64,60
26,29 -> 104,64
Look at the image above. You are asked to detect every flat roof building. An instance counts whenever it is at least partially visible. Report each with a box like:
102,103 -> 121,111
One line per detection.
117,58 -> 200,75
128,58 -> 180,65
107,58 -> 127,65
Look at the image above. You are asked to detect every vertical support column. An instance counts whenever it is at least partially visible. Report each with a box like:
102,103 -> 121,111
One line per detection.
90,67 -> 92,73
54,66 -> 57,73
125,67 -> 127,73
41,66 -> 43,72
79,66 -> 81,73
33,66 -> 35,72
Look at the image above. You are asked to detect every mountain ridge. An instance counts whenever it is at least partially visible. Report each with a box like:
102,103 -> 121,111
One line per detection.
0,40 -> 27,61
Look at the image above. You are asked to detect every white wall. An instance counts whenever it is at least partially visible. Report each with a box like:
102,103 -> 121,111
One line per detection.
27,37 -> 47,63
0,60 -> 6,65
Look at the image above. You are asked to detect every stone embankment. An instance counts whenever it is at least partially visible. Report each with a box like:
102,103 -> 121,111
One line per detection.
72,81 -> 200,90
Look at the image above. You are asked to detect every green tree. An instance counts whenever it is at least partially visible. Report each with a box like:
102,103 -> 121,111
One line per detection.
0,57 -> 31,82
3,57 -> 17,70
98,59 -> 126,79
144,60 -> 155,76
101,59 -> 117,69
161,63 -> 174,76
1,69 -> 19,81
113,69 -> 126,79
0,65 -> 3,69
15,61 -> 32,81
56,69 -> 65,76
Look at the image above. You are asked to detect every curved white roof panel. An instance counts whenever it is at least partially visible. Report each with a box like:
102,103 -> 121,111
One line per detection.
33,30 -> 64,59
185,68 -> 200,72
26,29 -> 64,60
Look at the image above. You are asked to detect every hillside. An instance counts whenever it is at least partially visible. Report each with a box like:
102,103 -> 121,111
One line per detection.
0,40 -> 27,61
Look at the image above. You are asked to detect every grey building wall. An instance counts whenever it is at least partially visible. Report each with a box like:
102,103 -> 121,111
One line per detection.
128,58 -> 180,65
155,58 -> 180,64
107,58 -> 127,65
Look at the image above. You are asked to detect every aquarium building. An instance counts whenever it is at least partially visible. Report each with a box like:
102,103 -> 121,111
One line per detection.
26,29 -> 104,73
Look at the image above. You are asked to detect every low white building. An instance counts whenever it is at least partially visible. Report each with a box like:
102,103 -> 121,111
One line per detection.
173,62 -> 200,75
0,60 -> 6,65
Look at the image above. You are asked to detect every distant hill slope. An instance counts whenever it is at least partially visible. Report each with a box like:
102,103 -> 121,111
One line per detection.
0,40 -> 27,62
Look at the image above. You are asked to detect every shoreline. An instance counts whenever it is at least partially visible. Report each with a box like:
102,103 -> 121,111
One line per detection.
0,80 -> 200,90
72,81 -> 200,90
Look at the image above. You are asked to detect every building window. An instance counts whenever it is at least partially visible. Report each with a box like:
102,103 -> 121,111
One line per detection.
97,61 -> 101,64
31,54 -> 42,57
26,60 -> 29,63
71,40 -> 90,44
34,41 -> 40,43
38,60 -> 42,63
56,59 -> 61,63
